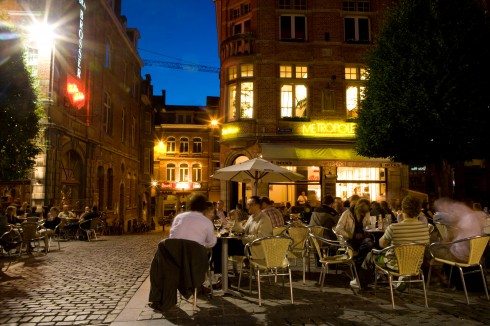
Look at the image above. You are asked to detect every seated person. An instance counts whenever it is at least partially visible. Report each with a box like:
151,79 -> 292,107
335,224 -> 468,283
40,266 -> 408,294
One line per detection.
334,196 -> 373,273
26,206 -> 40,219
44,207 -> 61,236
431,197 -> 486,262
169,194 -> 217,249
309,195 -> 339,240
359,195 -> 430,289
5,205 -> 22,225
260,196 -> 284,228
79,206 -> 100,229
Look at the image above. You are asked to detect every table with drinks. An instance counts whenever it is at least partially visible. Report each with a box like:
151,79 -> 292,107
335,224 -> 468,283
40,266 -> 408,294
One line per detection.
213,218 -> 243,297
365,214 -> 392,248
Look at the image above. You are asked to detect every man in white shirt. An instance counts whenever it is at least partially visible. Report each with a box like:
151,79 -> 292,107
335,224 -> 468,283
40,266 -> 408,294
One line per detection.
170,194 -> 217,249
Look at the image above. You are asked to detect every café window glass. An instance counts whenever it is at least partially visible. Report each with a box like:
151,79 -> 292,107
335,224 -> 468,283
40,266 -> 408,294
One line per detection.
336,167 -> 386,202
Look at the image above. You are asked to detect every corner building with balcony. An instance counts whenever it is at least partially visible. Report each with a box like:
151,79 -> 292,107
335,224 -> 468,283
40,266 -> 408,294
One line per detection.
214,0 -> 408,207
1,0 -> 154,232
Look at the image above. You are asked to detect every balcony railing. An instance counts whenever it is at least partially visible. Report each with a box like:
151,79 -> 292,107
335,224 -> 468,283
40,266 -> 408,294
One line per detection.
220,33 -> 255,59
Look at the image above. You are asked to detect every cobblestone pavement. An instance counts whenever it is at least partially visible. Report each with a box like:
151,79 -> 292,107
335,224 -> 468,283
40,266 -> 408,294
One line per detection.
2,232 -> 489,326
0,231 -> 163,326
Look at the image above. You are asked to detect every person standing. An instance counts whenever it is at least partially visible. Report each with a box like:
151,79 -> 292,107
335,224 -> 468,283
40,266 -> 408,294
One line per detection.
260,196 -> 284,228
215,200 -> 227,225
297,191 -> 308,206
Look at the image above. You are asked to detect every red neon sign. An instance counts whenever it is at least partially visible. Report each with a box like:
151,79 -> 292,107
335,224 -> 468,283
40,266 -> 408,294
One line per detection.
66,75 -> 85,109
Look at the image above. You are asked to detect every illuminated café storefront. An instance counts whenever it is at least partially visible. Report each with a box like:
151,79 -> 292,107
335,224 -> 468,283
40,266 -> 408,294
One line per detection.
222,120 -> 407,207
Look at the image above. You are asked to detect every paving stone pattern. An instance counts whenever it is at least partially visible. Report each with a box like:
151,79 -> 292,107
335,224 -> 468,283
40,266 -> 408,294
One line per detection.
1,231 -> 489,326
0,232 -> 162,326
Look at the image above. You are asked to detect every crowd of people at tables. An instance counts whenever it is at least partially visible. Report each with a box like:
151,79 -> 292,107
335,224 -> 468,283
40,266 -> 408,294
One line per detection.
0,201 -> 103,250
162,191 -> 489,294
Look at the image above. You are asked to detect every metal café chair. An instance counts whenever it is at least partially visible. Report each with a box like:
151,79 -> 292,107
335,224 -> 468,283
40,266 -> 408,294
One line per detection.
427,235 -> 489,304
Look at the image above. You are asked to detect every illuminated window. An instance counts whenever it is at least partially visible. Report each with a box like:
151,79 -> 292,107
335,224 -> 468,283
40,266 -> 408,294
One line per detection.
180,137 -> 189,153
346,85 -> 365,119
280,15 -> 306,41
281,84 -> 307,118
166,137 -> 176,153
344,17 -> 370,43
179,163 -> 189,182
280,65 -> 308,118
336,167 -> 385,202
103,92 -> 113,135
192,164 -> 202,182
241,64 -> 254,77
226,65 -> 254,121
345,66 -> 367,80
192,138 -> 202,153
345,66 -> 366,119
166,163 -> 176,181
280,65 -> 308,78
228,66 -> 237,81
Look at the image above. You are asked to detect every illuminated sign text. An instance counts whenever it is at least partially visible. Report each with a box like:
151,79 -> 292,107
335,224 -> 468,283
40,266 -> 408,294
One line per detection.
302,121 -> 356,136
77,0 -> 86,78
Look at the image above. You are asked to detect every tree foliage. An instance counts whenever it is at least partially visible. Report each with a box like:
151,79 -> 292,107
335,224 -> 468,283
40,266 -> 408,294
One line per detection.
0,25 -> 42,181
356,0 -> 490,166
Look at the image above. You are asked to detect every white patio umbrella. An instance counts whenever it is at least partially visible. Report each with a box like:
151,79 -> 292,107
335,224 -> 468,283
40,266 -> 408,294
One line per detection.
210,158 -> 305,195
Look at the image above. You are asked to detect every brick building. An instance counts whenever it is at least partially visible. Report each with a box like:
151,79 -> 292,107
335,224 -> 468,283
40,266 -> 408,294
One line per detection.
1,0 -> 154,232
152,92 -> 221,221
213,0 -> 408,208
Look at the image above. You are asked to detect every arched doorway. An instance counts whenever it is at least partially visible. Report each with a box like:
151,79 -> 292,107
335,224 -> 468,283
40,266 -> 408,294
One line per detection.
60,150 -> 85,210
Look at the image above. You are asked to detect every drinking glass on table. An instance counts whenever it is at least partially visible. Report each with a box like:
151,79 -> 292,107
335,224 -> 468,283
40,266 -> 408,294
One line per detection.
213,218 -> 222,232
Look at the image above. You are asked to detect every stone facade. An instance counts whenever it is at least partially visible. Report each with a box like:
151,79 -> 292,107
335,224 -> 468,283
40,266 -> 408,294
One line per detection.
1,0 -> 153,232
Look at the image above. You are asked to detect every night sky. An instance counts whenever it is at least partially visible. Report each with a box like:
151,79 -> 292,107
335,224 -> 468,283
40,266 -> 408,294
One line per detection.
121,0 -> 220,106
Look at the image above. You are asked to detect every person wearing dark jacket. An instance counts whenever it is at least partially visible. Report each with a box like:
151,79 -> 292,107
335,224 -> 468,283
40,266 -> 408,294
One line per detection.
149,238 -> 209,311
309,195 -> 339,240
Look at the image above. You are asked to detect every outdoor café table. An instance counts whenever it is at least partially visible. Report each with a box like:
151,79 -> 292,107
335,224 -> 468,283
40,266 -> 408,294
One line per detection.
217,233 -> 243,297
365,228 -> 385,249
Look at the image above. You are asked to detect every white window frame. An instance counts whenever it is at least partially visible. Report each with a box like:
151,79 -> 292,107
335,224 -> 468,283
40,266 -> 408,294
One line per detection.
280,15 -> 307,41
179,163 -> 189,182
192,138 -> 202,153
166,137 -> 176,153
226,64 -> 254,121
344,17 -> 370,43
180,137 -> 189,153
166,163 -> 175,181
192,164 -> 202,182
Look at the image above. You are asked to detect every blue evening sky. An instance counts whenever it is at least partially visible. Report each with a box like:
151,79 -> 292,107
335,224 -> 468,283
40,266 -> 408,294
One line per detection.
121,0 -> 220,106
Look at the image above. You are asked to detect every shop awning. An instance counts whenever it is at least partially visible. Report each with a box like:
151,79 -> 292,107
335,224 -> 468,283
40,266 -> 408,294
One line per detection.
260,144 -> 389,162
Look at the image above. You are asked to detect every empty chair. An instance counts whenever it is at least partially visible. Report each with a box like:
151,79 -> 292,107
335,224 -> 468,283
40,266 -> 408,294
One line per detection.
0,225 -> 22,270
243,235 -> 294,306
79,218 -> 103,241
372,243 -> 428,309
282,225 -> 309,284
20,221 -> 48,254
427,235 -> 489,304
308,231 -> 359,292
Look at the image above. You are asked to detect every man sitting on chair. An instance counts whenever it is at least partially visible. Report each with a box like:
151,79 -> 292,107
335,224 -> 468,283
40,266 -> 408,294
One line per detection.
358,195 -> 430,289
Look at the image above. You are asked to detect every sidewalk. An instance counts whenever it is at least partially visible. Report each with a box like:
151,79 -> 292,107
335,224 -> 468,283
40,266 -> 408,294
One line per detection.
112,266 -> 490,326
